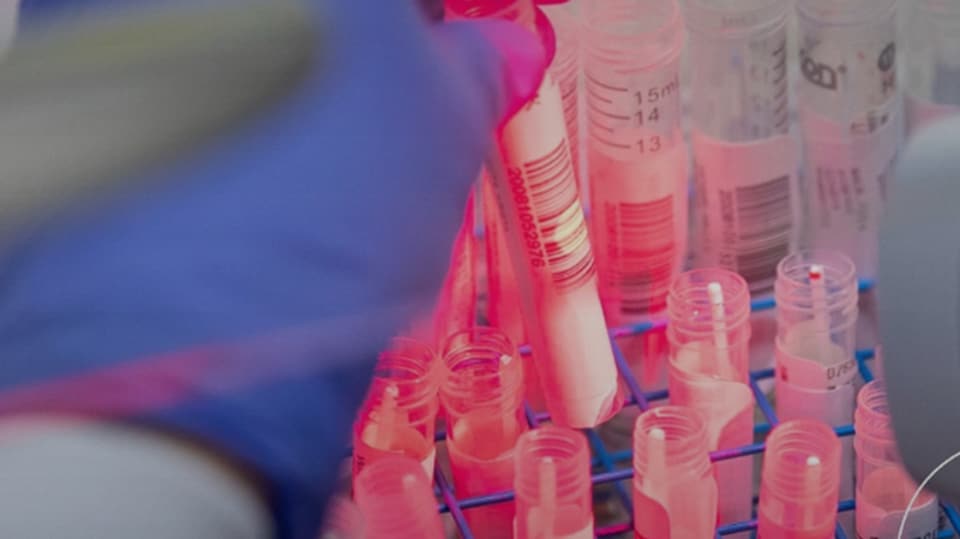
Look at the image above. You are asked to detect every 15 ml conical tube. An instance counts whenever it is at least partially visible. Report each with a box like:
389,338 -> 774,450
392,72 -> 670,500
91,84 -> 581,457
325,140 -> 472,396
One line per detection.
456,0 -> 623,428
441,327 -> 527,537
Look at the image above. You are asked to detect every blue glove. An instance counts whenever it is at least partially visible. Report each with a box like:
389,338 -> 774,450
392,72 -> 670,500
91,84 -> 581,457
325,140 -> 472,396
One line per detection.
0,1 -> 545,538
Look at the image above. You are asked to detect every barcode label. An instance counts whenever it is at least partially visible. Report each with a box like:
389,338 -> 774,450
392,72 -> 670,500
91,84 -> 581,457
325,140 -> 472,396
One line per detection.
691,131 -> 798,290
604,195 -> 675,314
512,139 -> 595,291
723,175 -> 792,284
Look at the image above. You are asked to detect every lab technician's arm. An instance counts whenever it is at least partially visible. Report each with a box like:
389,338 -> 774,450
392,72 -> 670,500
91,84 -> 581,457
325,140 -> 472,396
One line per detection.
0,1 -> 545,538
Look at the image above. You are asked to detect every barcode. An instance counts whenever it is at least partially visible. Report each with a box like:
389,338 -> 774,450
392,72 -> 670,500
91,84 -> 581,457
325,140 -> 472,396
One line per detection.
728,175 -> 792,285
523,140 -> 595,290
607,196 -> 675,314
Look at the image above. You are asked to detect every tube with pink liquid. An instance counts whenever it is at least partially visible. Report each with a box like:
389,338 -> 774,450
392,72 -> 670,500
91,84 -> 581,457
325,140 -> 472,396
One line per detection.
514,426 -> 594,539
667,268 -> 754,529
353,455 -> 445,539
758,419 -> 841,539
452,0 -> 623,428
441,327 -> 527,537
352,338 -> 440,484
632,406 -> 717,539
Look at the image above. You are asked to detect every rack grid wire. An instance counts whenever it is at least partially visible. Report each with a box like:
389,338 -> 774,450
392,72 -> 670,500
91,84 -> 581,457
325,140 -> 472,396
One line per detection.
420,279 -> 960,539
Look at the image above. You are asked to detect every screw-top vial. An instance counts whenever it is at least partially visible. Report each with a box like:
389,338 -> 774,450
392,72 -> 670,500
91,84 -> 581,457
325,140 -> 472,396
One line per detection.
758,419 -> 842,539
441,327 -> 527,537
514,426 -> 593,539
854,381 -> 939,539
353,455 -> 445,539
633,406 -> 717,538
352,338 -> 440,483
666,268 -> 754,528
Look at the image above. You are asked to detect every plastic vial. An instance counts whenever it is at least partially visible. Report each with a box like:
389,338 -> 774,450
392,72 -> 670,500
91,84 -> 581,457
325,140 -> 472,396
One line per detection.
774,250 -> 858,520
583,0 -> 688,325
854,381 -> 939,539
666,269 -> 753,528
441,327 -> 527,537
541,0 -> 582,180
904,0 -> 960,133
632,406 -> 717,539
758,419 -> 842,539
459,0 -> 624,428
352,338 -> 440,483
683,0 -> 798,294
514,426 -> 593,539
353,455 -> 445,539
796,0 -> 899,279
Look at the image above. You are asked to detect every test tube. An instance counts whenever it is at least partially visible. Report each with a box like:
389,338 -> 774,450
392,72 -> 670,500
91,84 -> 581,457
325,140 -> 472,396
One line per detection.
583,0 -> 688,325
666,269 -> 754,528
774,250 -> 858,517
758,419 -> 842,539
904,0 -> 960,134
796,0 -> 899,280
352,338 -> 440,483
855,381 -> 939,539
453,0 -> 623,428
514,426 -> 593,539
541,1 -> 581,181
440,327 -> 527,537
683,0 -> 797,293
429,194 -> 477,347
633,406 -> 717,539
353,455 -> 445,539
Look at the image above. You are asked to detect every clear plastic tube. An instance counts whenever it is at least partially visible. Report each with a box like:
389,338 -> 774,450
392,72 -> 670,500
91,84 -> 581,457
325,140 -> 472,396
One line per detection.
352,338 -> 440,482
758,419 -> 841,539
541,1 -> 582,179
774,250 -> 858,525
854,381 -> 939,539
514,426 -> 593,539
440,327 -> 527,537
666,269 -> 753,528
903,0 -> 960,133
353,455 -> 445,539
583,0 -> 688,325
632,406 -> 717,539
796,0 -> 899,279
320,498 -> 364,539
464,0 -> 623,428
684,0 -> 799,295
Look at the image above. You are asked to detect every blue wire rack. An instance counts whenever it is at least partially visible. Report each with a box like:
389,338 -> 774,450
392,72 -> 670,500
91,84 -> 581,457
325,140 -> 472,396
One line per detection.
427,279 -> 960,539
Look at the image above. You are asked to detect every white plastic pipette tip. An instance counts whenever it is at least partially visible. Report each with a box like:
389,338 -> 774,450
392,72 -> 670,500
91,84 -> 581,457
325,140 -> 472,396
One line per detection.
649,427 -> 666,441
385,384 -> 399,398
809,264 -> 824,281
500,353 -> 512,365
806,455 -> 821,467
707,282 -> 724,306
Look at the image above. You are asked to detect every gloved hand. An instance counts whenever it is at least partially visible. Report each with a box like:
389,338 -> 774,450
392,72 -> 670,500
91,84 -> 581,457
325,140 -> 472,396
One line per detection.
0,1 -> 545,538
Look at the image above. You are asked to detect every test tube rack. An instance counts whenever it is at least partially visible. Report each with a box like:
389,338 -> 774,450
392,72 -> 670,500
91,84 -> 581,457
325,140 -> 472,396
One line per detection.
410,279 -> 960,539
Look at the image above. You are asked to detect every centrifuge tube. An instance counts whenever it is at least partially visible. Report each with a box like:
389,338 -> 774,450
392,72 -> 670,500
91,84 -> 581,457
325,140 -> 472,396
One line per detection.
541,1 -> 581,181
855,381 -> 939,539
353,455 -> 445,539
683,0 -> 797,293
774,250 -> 858,519
352,338 -> 440,483
758,419 -> 842,539
584,0 -> 688,325
454,0 -> 623,428
796,0 -> 899,280
441,327 -> 527,537
904,0 -> 960,134
666,269 -> 753,528
514,426 -> 593,539
425,193 -> 477,347
633,406 -> 718,539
